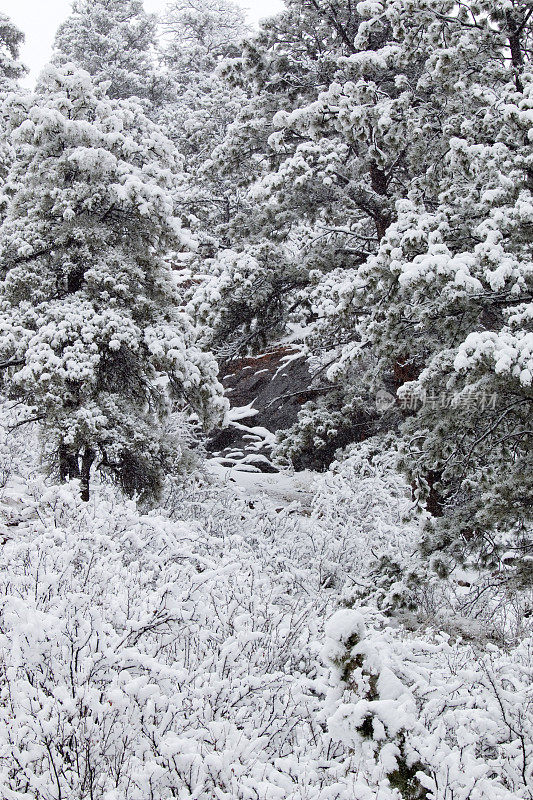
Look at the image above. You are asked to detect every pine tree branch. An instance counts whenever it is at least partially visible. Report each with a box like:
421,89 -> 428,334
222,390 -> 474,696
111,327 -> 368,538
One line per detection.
7,414 -> 45,432
0,358 -> 25,370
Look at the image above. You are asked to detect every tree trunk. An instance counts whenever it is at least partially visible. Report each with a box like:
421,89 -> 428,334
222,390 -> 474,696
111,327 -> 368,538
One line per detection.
59,443 -> 94,501
507,11 -> 525,92
393,356 -> 419,391
59,443 -> 80,483
369,162 -> 391,241
80,448 -> 95,502
425,469 -> 444,518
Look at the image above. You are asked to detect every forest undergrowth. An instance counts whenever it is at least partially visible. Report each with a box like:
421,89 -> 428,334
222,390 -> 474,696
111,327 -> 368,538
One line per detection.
0,405 -> 530,800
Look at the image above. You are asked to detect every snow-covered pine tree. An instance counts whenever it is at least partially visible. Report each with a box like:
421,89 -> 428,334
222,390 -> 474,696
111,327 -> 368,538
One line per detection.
157,0 -> 249,239
0,13 -> 26,218
297,0 -> 533,572
186,0 -> 532,573
162,0 -> 248,77
0,13 -> 25,90
192,0 -> 424,420
53,0 -> 163,104
186,0 -> 366,361
367,0 -> 533,576
0,65 -> 227,501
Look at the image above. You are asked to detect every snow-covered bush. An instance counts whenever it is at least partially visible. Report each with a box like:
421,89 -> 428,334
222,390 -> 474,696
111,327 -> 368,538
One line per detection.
310,439 -> 533,645
0,405 -> 356,799
0,477 -> 328,799
323,606 -> 533,800
0,405 -> 531,799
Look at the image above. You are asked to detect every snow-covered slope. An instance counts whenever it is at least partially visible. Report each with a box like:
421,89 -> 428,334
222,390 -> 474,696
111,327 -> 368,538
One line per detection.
0,408 -> 531,799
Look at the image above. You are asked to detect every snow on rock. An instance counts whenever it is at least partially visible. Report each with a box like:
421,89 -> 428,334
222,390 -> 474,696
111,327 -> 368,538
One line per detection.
206,347 -> 313,471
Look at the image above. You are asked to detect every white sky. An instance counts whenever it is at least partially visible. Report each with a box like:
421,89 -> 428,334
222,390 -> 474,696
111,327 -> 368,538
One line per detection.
1,0 -> 284,84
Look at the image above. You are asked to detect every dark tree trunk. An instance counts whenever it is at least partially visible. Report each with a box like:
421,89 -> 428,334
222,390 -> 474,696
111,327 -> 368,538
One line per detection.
369,162 -> 391,241
80,448 -> 95,502
393,357 -> 420,391
425,469 -> 444,518
507,11 -> 526,92
59,443 -> 80,483
59,443 -> 94,501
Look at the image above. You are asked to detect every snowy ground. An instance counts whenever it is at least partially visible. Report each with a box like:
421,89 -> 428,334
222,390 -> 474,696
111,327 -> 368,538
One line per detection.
207,458 -> 316,511
0,409 -> 531,799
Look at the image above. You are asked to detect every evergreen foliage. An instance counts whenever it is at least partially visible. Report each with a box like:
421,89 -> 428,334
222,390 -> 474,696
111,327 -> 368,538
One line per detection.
0,12 -> 25,89
190,0 -> 533,569
162,0 -> 249,76
53,0 -> 163,103
158,0 -> 249,241
0,12 -> 26,218
0,65 -> 226,500
0,4 -> 531,795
